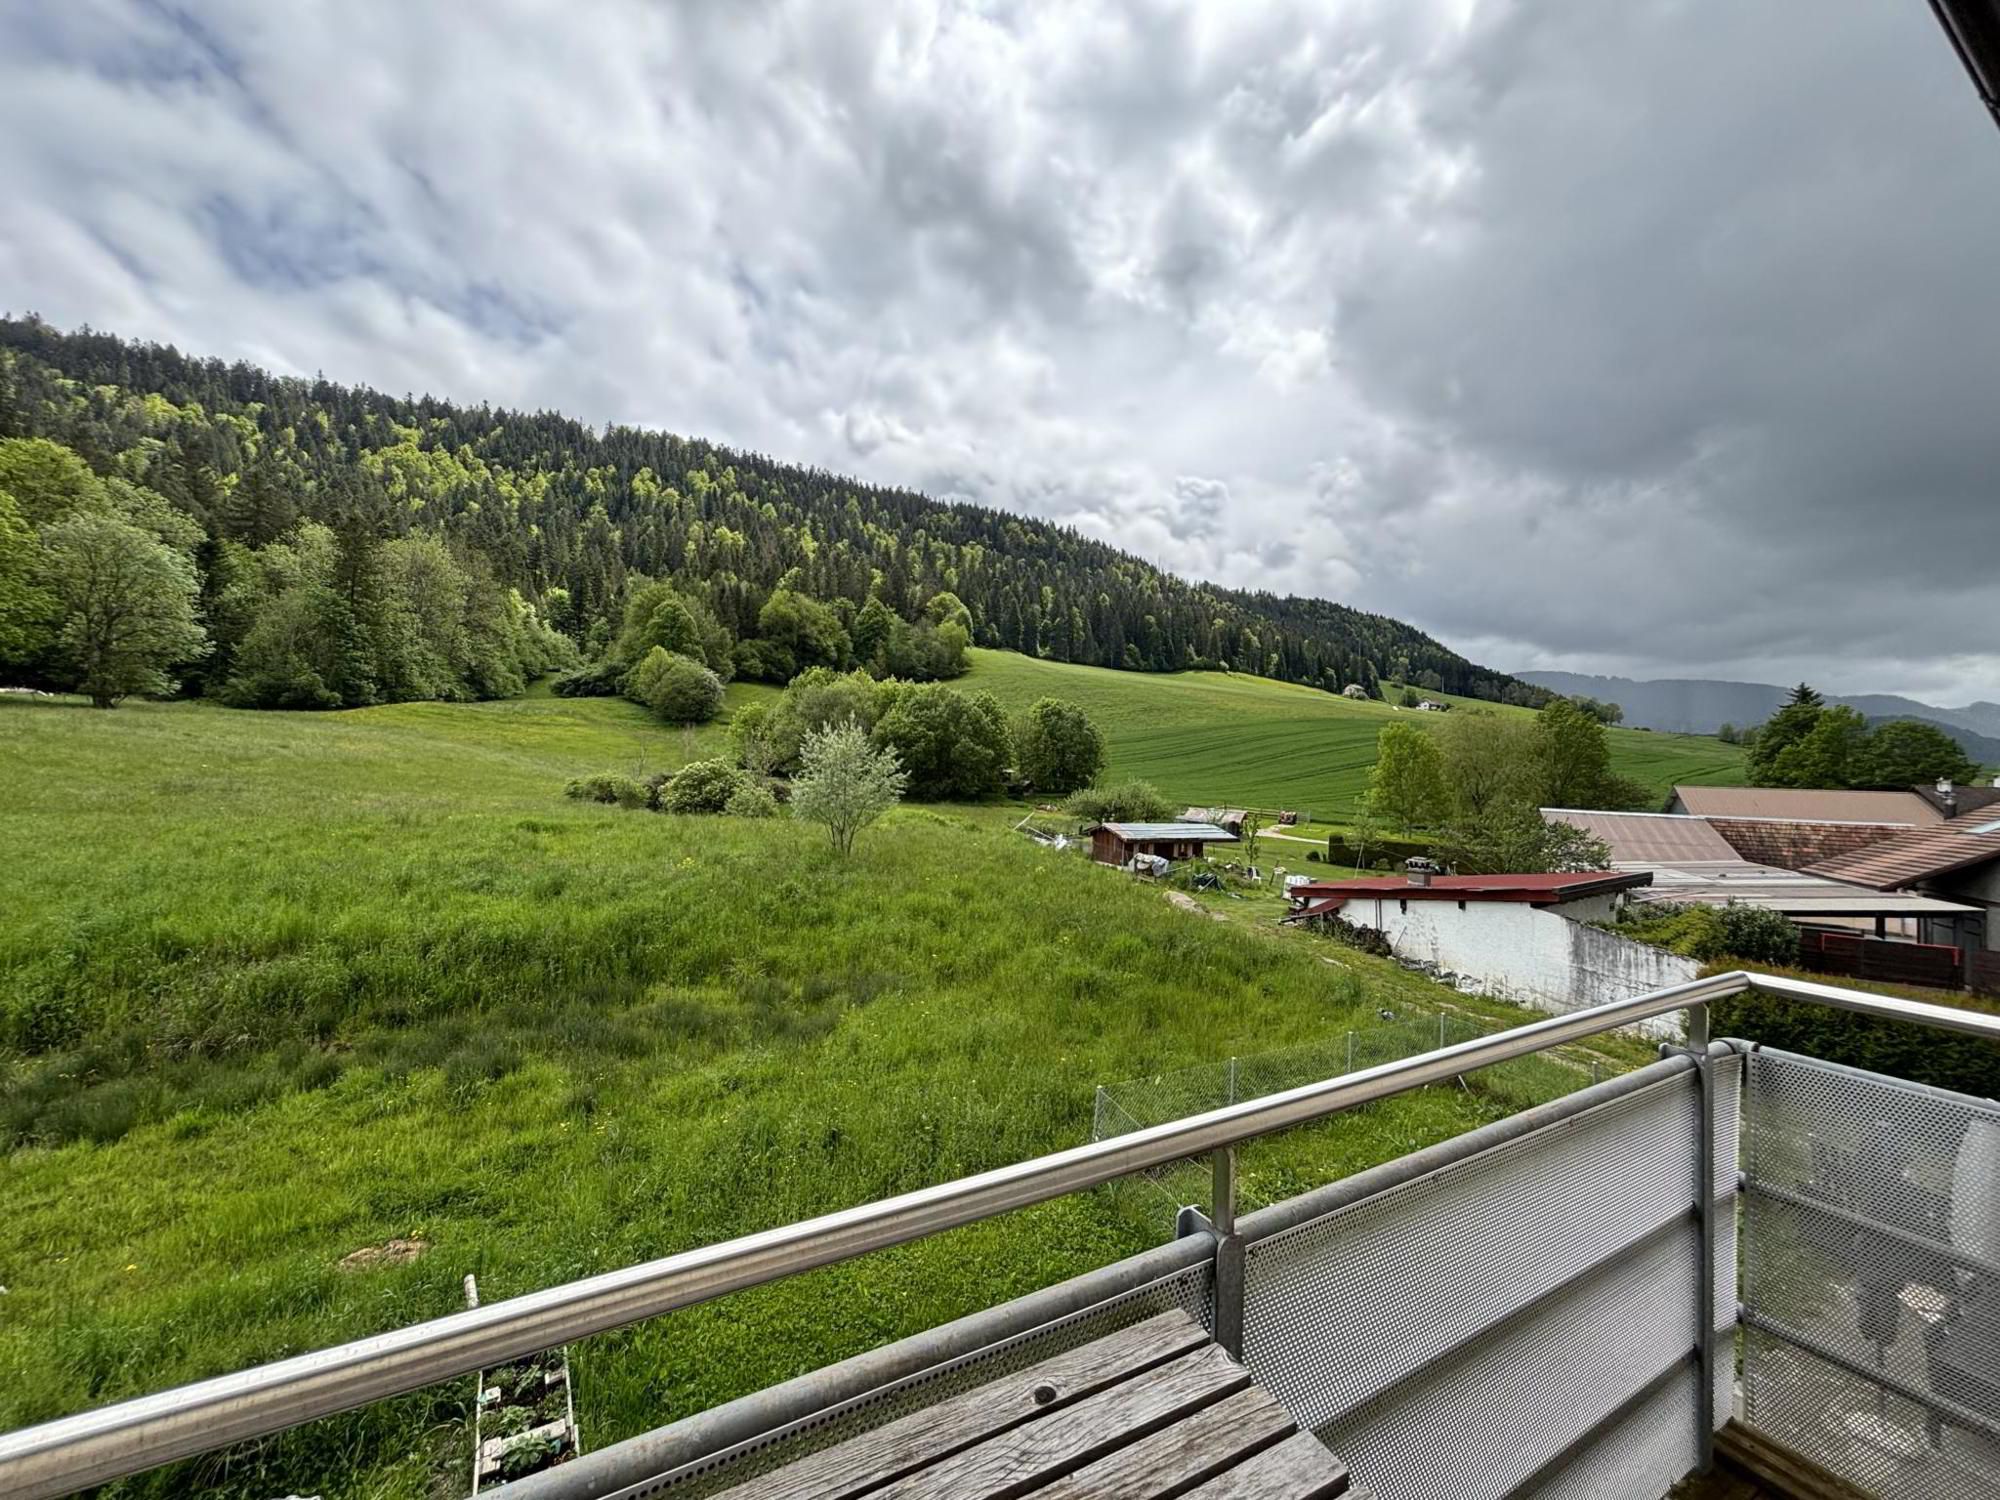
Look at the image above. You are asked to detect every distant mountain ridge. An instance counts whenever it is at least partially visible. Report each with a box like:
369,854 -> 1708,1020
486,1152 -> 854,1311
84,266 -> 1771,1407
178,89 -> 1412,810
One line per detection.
1518,671 -> 2000,762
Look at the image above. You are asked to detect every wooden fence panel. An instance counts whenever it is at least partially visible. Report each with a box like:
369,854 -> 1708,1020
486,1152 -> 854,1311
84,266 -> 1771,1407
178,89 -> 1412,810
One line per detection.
1798,930 -> 1964,992
1971,947 -> 2000,999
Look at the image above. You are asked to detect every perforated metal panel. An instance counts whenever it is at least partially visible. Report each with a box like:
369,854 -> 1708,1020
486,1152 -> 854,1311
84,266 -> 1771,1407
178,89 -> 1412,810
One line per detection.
1238,1059 -> 1737,1500
1738,1047 -> 2000,1500
628,1259 -> 1213,1498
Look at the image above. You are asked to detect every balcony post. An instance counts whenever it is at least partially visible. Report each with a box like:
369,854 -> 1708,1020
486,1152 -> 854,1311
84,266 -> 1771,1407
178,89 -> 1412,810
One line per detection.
1212,1145 -> 1244,1358
1689,1003 -> 1717,1472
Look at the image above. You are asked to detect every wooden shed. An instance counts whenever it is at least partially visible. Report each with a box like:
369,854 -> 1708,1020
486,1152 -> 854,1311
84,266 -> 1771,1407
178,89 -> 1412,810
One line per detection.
1088,821 -> 1238,866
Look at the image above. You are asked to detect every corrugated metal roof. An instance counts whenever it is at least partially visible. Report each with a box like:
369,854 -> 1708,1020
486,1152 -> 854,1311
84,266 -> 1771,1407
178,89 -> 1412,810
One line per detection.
1668,786 -> 1939,824
1632,861 -> 1979,916
1095,822 -> 1238,841
1543,809 -> 1739,863
1801,803 -> 2000,889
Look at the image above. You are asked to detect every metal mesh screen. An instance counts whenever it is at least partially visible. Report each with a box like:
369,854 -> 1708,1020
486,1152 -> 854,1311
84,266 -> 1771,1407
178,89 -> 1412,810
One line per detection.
1238,1059 -> 1736,1500
624,1256 -> 1213,1498
1738,1046 -> 2000,1499
1523,1366 -> 1697,1500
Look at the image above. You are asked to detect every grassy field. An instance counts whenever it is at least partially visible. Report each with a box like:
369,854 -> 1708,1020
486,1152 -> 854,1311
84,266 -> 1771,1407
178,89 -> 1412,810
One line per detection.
0,688 -> 1656,1498
961,650 -> 1746,821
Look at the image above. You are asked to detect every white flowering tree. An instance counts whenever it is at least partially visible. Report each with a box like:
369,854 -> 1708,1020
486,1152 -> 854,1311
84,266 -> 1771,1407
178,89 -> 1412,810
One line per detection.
791,720 -> 906,855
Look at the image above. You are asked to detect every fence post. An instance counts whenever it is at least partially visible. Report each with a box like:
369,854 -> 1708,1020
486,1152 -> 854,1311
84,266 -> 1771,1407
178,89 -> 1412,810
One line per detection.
1688,1003 -> 1717,1473
1345,1031 -> 1355,1072
1211,1146 -> 1244,1359
1227,1057 -> 1238,1106
1438,1012 -> 1447,1048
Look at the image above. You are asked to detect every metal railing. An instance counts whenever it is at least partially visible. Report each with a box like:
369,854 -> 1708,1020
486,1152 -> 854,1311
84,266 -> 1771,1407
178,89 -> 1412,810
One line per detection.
2,970 -> 1997,1498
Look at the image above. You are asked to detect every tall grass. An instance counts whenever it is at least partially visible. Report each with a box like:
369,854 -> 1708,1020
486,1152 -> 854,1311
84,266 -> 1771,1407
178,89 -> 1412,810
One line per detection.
0,692 -> 1650,1498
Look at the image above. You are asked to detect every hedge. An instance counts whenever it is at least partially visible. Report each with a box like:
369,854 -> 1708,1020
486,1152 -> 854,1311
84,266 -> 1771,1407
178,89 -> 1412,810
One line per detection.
1709,964 -> 2000,1100
1325,834 -> 1431,871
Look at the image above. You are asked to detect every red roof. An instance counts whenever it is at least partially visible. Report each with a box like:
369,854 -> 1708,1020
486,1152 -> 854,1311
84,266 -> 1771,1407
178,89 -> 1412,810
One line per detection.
1288,871 -> 1651,907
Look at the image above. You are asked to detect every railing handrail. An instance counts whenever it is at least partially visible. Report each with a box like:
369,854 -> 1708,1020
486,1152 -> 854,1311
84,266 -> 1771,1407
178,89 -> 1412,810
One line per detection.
4,969 -> 1996,1497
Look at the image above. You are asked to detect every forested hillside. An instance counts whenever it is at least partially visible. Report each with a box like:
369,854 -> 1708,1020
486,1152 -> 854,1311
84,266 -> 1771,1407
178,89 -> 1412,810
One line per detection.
0,316 -> 1542,708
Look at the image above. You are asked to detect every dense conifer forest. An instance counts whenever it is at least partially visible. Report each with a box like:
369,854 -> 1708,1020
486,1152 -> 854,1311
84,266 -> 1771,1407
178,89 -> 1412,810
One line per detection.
0,316 -> 1544,708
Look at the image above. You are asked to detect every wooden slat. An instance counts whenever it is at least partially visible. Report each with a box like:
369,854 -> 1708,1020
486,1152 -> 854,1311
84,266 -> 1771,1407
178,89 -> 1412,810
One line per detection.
1715,1420 -> 1875,1500
874,1343 -> 1252,1499
1031,1384 -> 1306,1500
1179,1431 -> 1351,1500
713,1310 -> 1210,1500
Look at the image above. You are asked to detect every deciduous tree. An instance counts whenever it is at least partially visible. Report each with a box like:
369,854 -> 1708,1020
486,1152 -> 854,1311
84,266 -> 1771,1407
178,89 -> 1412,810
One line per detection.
38,511 -> 208,707
1854,719 -> 1979,790
627,647 -> 723,724
1012,697 -> 1105,794
872,683 -> 1011,799
1368,722 -> 1449,833
792,721 -> 906,855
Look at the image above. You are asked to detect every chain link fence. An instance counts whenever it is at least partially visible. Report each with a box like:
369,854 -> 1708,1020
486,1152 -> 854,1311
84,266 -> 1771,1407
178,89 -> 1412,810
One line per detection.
1091,1008 -> 1609,1219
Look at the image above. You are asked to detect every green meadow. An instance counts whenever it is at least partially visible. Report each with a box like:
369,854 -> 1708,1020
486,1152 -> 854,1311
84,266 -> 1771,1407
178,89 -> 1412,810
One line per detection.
0,677 -> 1662,1497
961,649 -> 1746,820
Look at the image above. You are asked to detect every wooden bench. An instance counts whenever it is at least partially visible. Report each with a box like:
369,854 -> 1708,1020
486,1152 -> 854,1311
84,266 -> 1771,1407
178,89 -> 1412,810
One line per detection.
713,1308 -> 1365,1499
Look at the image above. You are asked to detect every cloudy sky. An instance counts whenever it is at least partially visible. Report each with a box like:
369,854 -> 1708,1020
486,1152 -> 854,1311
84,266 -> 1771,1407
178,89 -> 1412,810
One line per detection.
4,0 -> 1997,700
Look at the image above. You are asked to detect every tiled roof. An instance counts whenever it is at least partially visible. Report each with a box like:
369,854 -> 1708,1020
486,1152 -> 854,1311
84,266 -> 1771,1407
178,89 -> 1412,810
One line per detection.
1801,804 -> 2000,889
1702,816 -> 1904,872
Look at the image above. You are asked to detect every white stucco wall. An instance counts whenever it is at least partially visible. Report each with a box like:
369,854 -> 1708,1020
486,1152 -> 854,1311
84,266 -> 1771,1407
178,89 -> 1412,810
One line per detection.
1340,894 -> 1699,1033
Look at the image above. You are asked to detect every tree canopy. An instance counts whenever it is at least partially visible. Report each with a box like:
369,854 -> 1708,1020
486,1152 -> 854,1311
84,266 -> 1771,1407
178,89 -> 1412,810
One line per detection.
1367,723 -> 1449,833
1012,697 -> 1106,794
872,683 -> 1012,800
0,317 -> 1548,711
1743,685 -> 1981,790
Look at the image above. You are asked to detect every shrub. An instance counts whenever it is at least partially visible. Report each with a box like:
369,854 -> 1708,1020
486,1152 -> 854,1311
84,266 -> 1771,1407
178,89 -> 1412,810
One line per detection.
724,781 -> 780,819
1613,902 -> 1799,966
1713,905 -> 1801,965
562,773 -> 648,809
626,647 -> 724,724
1709,965 -> 2000,1099
659,759 -> 743,814
550,660 -> 625,698
1326,833 -> 1430,868
1061,780 -> 1173,825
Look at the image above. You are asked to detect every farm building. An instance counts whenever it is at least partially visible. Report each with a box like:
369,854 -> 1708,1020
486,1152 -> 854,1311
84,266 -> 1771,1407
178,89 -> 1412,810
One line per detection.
1180,805 -> 1248,834
1340,683 -> 1370,700
1283,866 -> 1692,1027
1087,821 -> 1237,867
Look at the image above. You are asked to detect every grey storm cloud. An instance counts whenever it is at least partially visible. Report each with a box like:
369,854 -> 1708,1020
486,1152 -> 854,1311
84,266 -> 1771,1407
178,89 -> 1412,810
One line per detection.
2,0 -> 1996,699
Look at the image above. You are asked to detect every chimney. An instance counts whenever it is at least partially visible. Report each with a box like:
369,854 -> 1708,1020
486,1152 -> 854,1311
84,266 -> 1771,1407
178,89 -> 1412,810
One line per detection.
1938,778 -> 1957,815
1405,856 -> 1438,888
